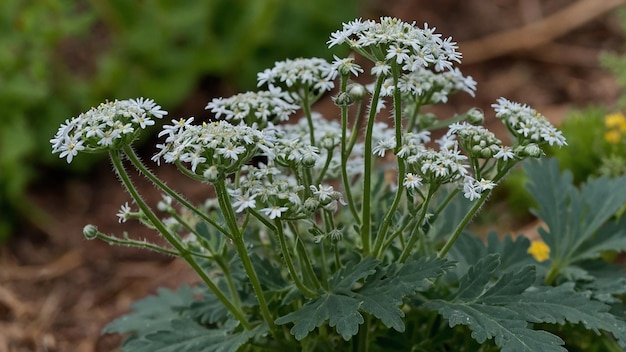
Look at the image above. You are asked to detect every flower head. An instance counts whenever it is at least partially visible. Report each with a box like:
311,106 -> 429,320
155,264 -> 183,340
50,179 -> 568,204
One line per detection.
257,57 -> 335,99
153,120 -> 269,180
205,88 -> 298,126
51,98 -> 167,163
492,98 -> 566,147
328,17 -> 461,72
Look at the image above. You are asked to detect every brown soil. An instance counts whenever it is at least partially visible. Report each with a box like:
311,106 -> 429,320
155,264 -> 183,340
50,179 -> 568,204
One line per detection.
2,1 -> 624,351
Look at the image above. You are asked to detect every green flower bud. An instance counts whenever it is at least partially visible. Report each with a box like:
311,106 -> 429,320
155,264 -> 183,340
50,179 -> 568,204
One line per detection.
333,92 -> 355,107
466,108 -> 485,125
347,83 -> 367,100
203,165 -> 221,182
83,224 -> 99,240
523,144 -> 542,158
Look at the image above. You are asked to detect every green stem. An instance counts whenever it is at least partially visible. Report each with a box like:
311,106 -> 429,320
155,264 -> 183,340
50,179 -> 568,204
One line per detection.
437,161 -> 516,259
122,146 -> 229,237
399,184 -> 436,263
301,90 -> 316,146
373,62 -> 406,259
339,75 -> 361,224
109,150 -> 251,329
315,146 -> 334,185
90,230 -> 182,257
437,189 -> 491,259
213,179 -> 279,337
289,222 -> 324,291
168,210 -> 243,310
275,219 -> 318,298
361,74 -> 386,255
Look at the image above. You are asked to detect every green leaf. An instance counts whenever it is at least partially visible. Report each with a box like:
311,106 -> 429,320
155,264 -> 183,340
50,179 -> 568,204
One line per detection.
426,254 -> 626,351
357,256 -> 453,332
327,256 -> 378,292
122,319 -> 263,352
455,254 -> 501,300
189,287 -> 229,325
524,158 -> 626,278
430,302 -> 566,351
276,256 -> 452,340
103,285 -> 194,336
275,293 -> 363,341
449,232 -> 535,279
488,283 -> 626,344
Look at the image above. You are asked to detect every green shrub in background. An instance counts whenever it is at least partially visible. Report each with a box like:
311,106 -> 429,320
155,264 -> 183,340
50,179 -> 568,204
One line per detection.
0,0 -> 358,241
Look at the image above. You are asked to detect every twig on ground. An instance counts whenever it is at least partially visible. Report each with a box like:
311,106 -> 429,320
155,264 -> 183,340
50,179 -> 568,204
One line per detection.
461,0 -> 626,64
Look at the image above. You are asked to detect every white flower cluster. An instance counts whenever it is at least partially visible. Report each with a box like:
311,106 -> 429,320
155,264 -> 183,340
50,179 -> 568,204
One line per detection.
153,118 -> 273,180
257,57 -> 336,98
393,67 -> 477,103
492,97 -> 567,147
447,122 -> 503,159
328,17 -> 462,72
272,112 -> 362,176
50,98 -> 167,163
205,88 -> 299,126
230,165 -> 305,219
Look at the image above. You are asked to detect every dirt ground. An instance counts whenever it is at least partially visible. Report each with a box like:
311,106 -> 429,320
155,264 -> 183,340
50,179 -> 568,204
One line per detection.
2,0 -> 625,351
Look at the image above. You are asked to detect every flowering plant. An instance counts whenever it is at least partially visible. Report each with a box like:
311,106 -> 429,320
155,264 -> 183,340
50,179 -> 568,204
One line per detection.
52,18 -> 626,351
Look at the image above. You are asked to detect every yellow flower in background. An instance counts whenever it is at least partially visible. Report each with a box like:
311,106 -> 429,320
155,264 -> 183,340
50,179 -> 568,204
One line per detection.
528,240 -> 550,262
604,113 -> 626,144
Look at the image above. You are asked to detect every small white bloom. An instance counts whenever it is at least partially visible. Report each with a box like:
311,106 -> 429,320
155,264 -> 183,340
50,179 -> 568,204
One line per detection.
231,192 -> 257,213
462,177 -> 481,201
403,173 -> 423,190
310,184 -> 334,202
260,205 -> 289,219
494,146 -> 515,161
116,202 -> 132,223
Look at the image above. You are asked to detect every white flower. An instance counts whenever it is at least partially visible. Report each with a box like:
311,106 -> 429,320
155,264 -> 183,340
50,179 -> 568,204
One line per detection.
494,146 -> 515,161
373,138 -> 396,157
310,184 -> 335,202
386,45 -> 410,64
116,202 -> 132,223
57,135 -> 85,163
231,192 -> 257,213
403,173 -> 423,190
332,55 -> 363,77
476,178 -> 496,192
462,177 -> 481,201
260,205 -> 289,219
371,61 -> 391,76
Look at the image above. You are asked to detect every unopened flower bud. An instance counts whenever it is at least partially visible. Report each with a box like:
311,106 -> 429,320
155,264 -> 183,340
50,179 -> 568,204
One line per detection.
418,113 -> 437,129
83,224 -> 99,240
302,155 -> 318,169
466,108 -> 484,125
480,147 -> 493,159
303,197 -> 320,212
203,165 -> 221,182
329,228 -> 343,242
333,92 -> 355,107
347,83 -> 367,100
523,144 -> 542,158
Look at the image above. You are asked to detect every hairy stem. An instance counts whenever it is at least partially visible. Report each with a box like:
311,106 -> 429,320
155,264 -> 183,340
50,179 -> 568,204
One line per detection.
122,146 -> 229,237
213,179 -> 279,337
109,150 -> 251,329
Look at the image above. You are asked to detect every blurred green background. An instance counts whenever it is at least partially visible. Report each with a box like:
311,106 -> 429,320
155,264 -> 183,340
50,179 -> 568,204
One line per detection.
0,0 -> 359,241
